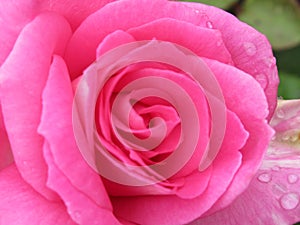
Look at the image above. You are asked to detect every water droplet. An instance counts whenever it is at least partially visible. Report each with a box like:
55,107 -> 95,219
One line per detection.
255,74 -> 268,89
280,193 -> 299,210
194,9 -> 200,14
243,42 -> 257,56
288,174 -> 299,184
264,57 -> 276,67
258,173 -> 271,183
276,109 -> 285,119
272,166 -> 280,171
206,21 -> 213,29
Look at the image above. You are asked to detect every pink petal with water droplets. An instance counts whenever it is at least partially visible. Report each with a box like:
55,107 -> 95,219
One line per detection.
0,164 -> 75,225
65,0 -> 231,79
128,18 -> 233,64
192,100 -> 300,224
0,12 -> 72,200
178,1 -> 279,120
190,166 -> 300,225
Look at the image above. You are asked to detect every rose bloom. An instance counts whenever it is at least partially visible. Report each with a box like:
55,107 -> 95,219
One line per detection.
0,0 -> 299,225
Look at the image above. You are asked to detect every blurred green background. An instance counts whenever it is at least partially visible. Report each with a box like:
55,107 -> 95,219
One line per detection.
181,0 -> 300,100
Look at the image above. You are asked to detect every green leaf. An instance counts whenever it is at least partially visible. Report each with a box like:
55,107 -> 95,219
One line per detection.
179,0 -> 237,9
238,0 -> 300,50
274,45 -> 300,75
278,72 -> 300,99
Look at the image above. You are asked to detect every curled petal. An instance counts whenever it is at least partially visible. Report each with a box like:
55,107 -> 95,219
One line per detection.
38,55 -> 114,209
0,12 -> 72,200
0,164 -> 75,225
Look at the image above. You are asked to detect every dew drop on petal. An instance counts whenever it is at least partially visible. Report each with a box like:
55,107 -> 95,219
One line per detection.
243,42 -> 257,56
264,57 -> 276,68
288,174 -> 299,184
206,21 -> 213,29
258,173 -> 272,183
272,166 -> 281,171
280,193 -> 299,210
194,9 -> 200,14
255,74 -> 268,89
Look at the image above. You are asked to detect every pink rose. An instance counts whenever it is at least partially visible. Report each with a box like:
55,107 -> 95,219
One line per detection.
0,0 -> 299,224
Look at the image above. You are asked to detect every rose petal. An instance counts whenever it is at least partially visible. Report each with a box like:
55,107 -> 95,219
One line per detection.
191,160 -> 300,224
98,66 -> 210,178
40,0 -> 115,30
96,30 -> 136,58
203,59 -> 274,214
179,1 -> 279,120
0,0 -> 39,65
0,12 -> 72,200
271,99 -> 300,133
65,0 -> 230,79
44,141 -> 121,225
65,0 -> 278,122
111,110 -> 246,224
128,18 -> 233,64
0,0 -> 114,65
0,164 -> 75,225
38,55 -> 114,208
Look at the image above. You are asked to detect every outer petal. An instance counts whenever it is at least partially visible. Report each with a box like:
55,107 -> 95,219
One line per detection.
193,100 -> 300,225
203,60 -> 274,214
40,0 -> 115,30
190,167 -> 300,225
179,1 -> 279,120
38,55 -> 114,210
0,0 -> 113,65
0,0 -> 39,65
65,0 -> 225,78
128,18 -> 233,64
65,0 -> 278,121
0,12 -> 72,200
44,141 -> 121,225
0,164 -> 75,225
